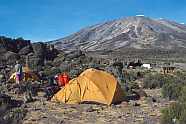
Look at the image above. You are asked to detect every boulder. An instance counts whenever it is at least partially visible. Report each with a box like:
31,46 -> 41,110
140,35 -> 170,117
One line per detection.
0,51 -> 21,66
0,36 -> 31,66
27,54 -> 44,71
4,51 -> 20,65
18,45 -> 33,55
0,94 -> 11,113
134,89 -> 148,98
0,37 -> 17,53
32,42 -> 46,58
27,43 -> 47,69
14,38 -> 31,52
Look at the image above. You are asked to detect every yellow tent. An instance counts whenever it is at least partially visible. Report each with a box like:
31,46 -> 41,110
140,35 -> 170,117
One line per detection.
52,68 -> 125,105
9,67 -> 39,82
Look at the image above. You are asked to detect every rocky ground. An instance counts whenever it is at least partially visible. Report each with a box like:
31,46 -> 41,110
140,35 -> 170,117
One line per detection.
3,87 -> 171,124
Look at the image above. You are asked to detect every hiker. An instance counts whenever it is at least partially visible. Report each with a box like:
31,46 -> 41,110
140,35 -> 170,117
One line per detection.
57,72 -> 70,87
14,60 -> 23,84
44,75 -> 60,100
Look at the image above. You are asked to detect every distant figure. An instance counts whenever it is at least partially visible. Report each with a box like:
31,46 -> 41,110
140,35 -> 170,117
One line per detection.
14,60 -> 23,84
57,72 -> 70,87
44,75 -> 60,100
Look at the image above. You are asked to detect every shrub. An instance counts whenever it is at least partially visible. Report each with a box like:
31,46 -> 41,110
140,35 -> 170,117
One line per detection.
162,82 -> 182,100
124,70 -> 138,82
128,81 -> 140,89
161,74 -> 186,100
143,73 -> 166,89
161,86 -> 186,124
161,102 -> 183,124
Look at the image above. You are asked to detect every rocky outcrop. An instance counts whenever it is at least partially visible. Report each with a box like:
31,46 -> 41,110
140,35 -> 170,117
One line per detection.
4,52 -> 20,65
18,45 -> 33,55
0,37 -> 31,66
32,42 -> 46,58
0,37 -> 30,53
0,37 -> 60,70
27,43 -> 59,70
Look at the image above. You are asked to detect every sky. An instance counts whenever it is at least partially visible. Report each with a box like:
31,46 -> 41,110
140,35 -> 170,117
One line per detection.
0,0 -> 186,42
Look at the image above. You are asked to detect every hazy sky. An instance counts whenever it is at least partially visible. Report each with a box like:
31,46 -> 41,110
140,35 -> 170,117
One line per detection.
0,0 -> 186,41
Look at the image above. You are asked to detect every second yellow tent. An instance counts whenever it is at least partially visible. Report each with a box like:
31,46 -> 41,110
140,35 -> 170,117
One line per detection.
9,67 -> 39,82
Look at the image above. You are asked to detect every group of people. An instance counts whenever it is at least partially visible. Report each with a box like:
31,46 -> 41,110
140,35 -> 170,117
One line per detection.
14,60 -> 70,100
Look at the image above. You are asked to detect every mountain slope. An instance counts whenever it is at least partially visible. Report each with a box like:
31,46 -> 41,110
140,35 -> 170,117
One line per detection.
51,16 -> 186,51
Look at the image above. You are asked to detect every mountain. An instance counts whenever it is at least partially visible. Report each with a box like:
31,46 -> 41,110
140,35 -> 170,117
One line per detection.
51,16 -> 186,51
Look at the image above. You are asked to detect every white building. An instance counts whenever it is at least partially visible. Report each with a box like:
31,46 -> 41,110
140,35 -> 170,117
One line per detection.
142,64 -> 151,69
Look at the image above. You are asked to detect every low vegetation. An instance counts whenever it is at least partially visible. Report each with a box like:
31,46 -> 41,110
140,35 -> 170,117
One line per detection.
143,73 -> 166,89
160,71 -> 186,124
161,86 -> 186,124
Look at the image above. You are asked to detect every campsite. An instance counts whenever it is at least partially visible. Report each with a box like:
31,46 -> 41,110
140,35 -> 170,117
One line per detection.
0,42 -> 185,124
1,1 -> 186,124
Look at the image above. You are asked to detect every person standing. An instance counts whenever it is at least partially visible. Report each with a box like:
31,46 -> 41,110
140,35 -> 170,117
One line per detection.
15,60 -> 23,84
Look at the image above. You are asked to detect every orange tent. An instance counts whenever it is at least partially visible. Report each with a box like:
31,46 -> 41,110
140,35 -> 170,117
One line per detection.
52,68 -> 125,105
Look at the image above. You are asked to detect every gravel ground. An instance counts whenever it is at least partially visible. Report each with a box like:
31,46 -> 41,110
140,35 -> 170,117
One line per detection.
5,89 -> 172,124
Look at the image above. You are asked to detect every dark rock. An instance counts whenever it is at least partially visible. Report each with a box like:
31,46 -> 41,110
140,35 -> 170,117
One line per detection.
15,38 -> 31,52
27,54 -> 44,70
18,45 -> 33,55
0,107 -> 27,124
45,45 -> 59,61
29,43 -> 59,69
152,97 -> 157,103
31,42 -> 45,68
4,51 -> 20,65
135,89 -> 148,98
0,94 -> 11,106
86,106 -> 95,112
32,42 -> 46,58
0,36 -> 31,66
0,36 -> 30,53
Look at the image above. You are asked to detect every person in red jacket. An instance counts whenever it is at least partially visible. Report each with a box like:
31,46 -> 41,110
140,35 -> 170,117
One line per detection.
57,72 -> 70,87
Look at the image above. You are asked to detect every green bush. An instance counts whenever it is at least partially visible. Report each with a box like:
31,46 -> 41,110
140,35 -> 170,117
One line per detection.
161,86 -> 186,124
161,102 -> 186,124
161,73 -> 186,100
162,82 -> 182,100
124,70 -> 138,82
128,81 -> 140,89
143,73 -> 166,89
161,102 -> 183,124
